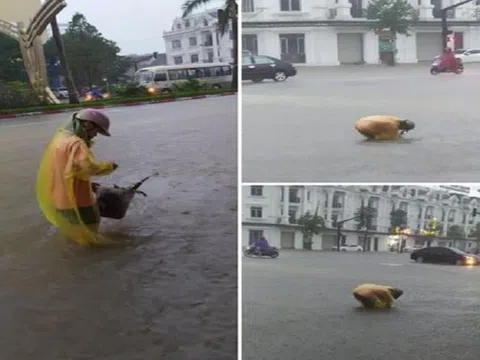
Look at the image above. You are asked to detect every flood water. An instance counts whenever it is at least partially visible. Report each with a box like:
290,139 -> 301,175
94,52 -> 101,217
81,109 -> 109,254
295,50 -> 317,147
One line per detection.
0,97 -> 238,359
242,64 -> 480,182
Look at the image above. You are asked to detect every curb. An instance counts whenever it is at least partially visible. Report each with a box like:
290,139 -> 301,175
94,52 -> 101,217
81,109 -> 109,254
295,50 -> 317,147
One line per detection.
0,91 -> 236,120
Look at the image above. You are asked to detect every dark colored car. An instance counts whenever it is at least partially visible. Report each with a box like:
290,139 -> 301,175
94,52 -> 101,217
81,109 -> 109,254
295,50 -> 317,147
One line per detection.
410,246 -> 477,266
242,55 -> 297,83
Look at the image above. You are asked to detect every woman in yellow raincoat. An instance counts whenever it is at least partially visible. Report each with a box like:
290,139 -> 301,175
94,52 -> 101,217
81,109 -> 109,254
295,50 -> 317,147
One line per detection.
354,115 -> 415,140
353,283 -> 404,309
36,108 -> 118,246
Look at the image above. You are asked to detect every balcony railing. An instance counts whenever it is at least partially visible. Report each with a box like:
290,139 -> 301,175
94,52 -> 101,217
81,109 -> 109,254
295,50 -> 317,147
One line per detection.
289,196 -> 301,203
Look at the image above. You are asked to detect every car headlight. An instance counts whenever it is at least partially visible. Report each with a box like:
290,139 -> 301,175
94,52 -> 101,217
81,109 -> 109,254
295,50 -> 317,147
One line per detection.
465,257 -> 476,265
148,87 -> 156,94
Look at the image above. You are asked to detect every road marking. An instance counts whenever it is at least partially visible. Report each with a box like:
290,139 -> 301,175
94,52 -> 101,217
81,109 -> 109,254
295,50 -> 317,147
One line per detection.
379,263 -> 403,267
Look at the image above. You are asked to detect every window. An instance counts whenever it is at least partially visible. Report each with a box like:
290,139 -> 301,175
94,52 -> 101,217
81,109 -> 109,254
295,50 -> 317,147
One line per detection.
172,39 -> 181,49
203,18 -> 209,26
168,69 -> 187,80
189,37 -> 197,46
280,0 -> 301,11
249,229 -> 263,244
243,0 -> 255,12
253,56 -> 275,64
229,30 -> 233,40
176,23 -> 182,30
203,33 -> 213,46
173,56 -> 183,65
242,56 -> 253,65
250,207 -> 263,218
279,33 -> 306,63
307,191 -> 311,201
153,72 -> 167,82
251,186 -> 263,196
190,54 -> 199,63
207,51 -> 214,62
185,20 -> 190,28
242,34 -> 258,55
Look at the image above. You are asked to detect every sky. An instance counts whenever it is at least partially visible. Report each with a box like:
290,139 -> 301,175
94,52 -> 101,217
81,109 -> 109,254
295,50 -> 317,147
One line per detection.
54,0 -> 224,55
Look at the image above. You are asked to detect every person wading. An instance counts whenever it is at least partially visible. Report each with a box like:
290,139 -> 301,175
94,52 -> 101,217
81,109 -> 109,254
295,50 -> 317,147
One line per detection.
36,108 -> 118,245
354,115 -> 415,140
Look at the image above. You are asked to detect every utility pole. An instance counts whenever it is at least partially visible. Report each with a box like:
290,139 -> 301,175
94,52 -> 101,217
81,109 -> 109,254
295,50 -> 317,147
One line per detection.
336,214 -> 363,251
50,16 -> 80,104
440,0 -> 475,48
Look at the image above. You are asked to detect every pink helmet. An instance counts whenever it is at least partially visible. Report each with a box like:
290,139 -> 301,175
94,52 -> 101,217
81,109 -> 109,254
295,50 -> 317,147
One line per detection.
75,108 -> 111,136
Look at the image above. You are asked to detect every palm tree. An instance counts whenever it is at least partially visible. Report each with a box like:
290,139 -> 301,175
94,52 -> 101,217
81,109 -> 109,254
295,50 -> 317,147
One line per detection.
182,0 -> 238,90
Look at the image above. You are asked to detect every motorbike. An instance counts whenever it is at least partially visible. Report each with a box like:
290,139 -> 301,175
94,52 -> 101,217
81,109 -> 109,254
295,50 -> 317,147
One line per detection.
430,57 -> 463,75
244,244 -> 279,259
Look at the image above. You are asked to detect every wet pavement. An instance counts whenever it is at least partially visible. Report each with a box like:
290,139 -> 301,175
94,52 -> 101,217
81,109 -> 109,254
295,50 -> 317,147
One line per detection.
243,250 -> 480,360
242,64 -> 480,182
0,96 -> 237,360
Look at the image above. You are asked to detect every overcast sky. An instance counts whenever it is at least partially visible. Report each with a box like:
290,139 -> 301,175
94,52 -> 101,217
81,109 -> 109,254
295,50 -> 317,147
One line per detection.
55,0 -> 224,55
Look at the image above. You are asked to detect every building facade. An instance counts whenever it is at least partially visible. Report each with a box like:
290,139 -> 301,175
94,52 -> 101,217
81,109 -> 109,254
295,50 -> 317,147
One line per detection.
163,9 -> 234,65
0,0 -> 47,42
242,185 -> 480,251
242,0 -> 480,65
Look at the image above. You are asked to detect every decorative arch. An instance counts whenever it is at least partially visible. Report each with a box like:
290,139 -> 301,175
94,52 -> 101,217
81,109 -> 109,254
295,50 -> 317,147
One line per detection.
0,0 -> 67,104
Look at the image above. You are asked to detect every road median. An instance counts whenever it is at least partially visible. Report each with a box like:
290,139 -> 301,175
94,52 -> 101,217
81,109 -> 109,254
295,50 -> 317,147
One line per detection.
0,89 -> 237,119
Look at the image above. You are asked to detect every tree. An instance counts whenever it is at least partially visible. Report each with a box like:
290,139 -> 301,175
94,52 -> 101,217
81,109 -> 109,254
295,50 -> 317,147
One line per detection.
182,0 -> 238,90
354,205 -> 377,231
469,222 -> 480,240
447,225 -> 466,239
0,34 -> 28,82
390,209 -> 408,230
44,13 -> 130,90
297,209 -> 325,250
366,0 -> 418,65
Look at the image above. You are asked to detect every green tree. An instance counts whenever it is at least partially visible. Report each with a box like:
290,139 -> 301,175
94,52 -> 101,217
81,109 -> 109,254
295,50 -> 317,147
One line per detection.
354,205 -> 377,230
182,0 -> 238,90
469,222 -> 480,240
366,0 -> 418,65
0,34 -> 28,82
44,13 -> 130,89
447,225 -> 466,239
297,208 -> 325,250
390,209 -> 408,230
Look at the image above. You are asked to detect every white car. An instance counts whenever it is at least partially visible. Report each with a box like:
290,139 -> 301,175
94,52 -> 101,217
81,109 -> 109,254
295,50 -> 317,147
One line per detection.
332,244 -> 363,252
455,49 -> 480,63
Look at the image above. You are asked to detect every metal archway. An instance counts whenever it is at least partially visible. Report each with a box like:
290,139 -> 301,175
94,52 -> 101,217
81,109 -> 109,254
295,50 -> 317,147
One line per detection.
0,0 -> 67,104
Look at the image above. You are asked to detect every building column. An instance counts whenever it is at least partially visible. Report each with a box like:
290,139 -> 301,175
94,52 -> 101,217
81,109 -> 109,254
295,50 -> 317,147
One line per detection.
419,205 -> 425,231
212,31 -> 219,62
335,0 -> 352,19
282,186 -> 290,224
326,189 -> 334,227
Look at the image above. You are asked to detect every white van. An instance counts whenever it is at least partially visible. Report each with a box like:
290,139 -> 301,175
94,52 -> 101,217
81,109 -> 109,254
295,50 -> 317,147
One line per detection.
134,62 -> 233,94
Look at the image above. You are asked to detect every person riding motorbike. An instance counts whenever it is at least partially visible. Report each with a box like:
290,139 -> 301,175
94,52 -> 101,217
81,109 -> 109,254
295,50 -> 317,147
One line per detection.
354,115 -> 415,140
36,108 -> 118,246
439,47 -> 457,72
254,236 -> 271,255
353,283 -> 404,309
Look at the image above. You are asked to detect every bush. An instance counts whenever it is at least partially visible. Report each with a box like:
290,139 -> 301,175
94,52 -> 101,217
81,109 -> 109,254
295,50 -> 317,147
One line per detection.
112,84 -> 149,98
0,81 -> 45,109
173,78 -> 209,93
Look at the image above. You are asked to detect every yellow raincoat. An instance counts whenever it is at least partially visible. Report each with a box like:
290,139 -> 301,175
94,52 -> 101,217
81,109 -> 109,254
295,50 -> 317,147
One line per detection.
36,116 -> 116,245
354,115 -> 404,140
353,283 -> 403,309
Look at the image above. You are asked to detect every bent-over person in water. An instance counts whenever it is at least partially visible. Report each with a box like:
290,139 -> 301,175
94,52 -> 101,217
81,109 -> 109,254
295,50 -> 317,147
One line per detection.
355,115 -> 415,140
353,283 -> 404,309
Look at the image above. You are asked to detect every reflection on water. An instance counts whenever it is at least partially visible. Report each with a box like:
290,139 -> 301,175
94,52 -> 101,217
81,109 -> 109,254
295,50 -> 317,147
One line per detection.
356,137 -> 423,145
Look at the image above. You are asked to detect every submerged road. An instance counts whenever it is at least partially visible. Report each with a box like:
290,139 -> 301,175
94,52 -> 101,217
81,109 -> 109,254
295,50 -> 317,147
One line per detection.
0,97 -> 237,360
243,251 -> 480,360
242,64 -> 480,182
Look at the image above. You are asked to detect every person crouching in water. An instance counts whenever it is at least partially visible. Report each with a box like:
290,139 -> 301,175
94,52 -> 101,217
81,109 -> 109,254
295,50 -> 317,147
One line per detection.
355,115 -> 415,140
36,108 -> 118,246
353,283 -> 404,309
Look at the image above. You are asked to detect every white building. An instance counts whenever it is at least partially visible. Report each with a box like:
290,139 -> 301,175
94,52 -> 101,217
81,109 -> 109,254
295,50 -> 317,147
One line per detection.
242,0 -> 480,65
163,8 -> 234,65
242,185 -> 480,251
